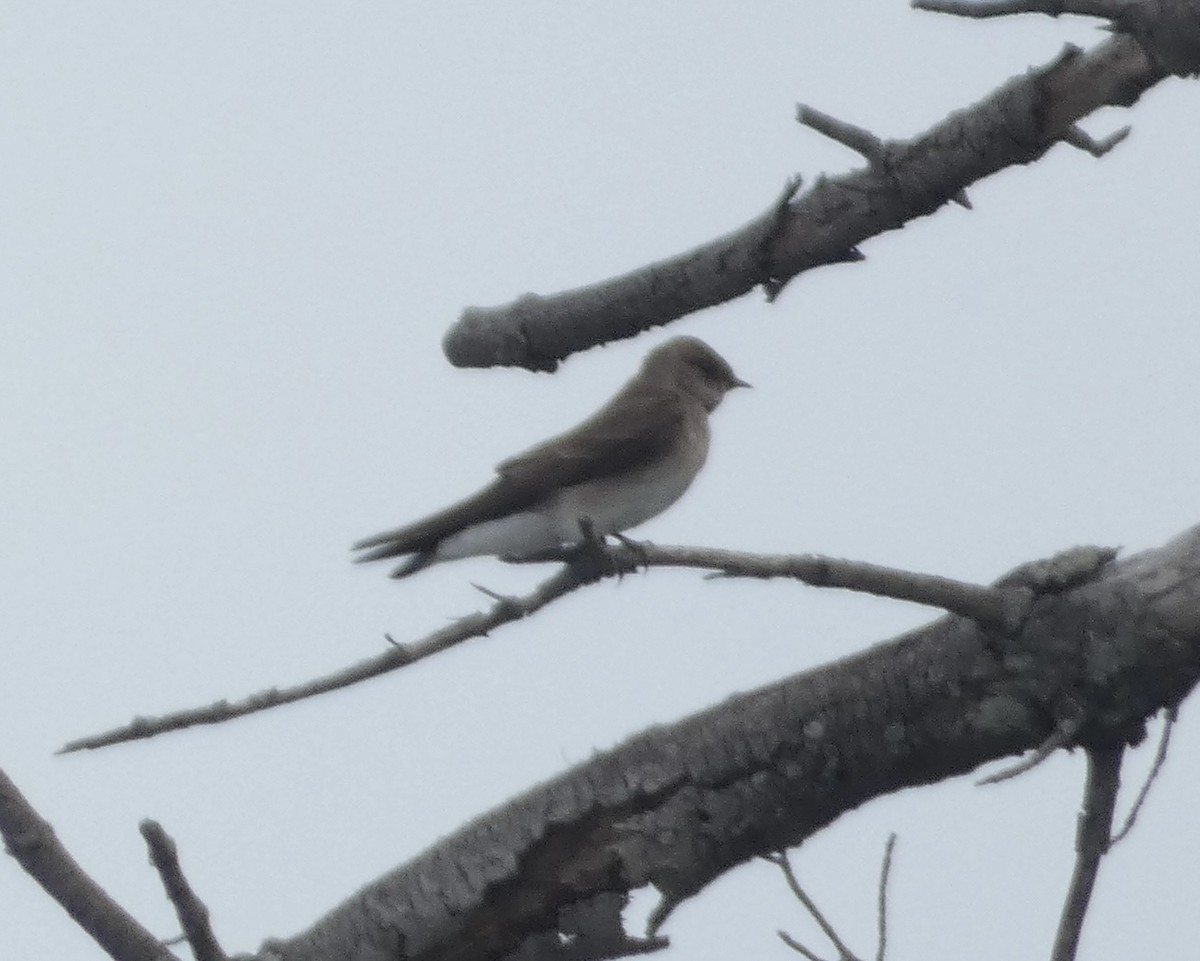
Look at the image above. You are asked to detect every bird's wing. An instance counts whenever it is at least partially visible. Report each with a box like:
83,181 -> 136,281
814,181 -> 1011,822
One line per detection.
351,478 -> 530,561
496,385 -> 688,490
352,387 -> 688,565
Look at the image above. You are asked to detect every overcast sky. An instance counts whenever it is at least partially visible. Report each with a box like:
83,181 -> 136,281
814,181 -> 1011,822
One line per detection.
3,5 -> 1199,960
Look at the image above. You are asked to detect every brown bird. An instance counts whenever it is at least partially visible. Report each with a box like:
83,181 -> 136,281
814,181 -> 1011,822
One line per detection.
353,336 -> 748,578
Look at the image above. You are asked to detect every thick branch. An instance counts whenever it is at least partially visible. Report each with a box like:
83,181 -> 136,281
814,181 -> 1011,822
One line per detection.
443,31 -> 1170,370
0,766 -> 176,961
255,524 -> 1200,961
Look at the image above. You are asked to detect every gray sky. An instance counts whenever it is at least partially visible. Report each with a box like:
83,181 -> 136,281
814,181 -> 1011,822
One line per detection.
3,4 -> 1198,959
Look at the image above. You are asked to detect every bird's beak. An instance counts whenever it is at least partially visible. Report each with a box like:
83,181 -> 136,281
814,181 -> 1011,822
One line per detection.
731,376 -> 752,390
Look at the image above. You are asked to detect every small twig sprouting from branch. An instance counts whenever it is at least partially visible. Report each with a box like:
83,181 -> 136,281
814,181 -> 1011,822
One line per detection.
1062,124 -> 1131,156
778,929 -> 828,961
766,851 -> 863,961
140,821 -> 227,961
978,717 -> 1081,785
875,834 -> 896,961
796,102 -> 973,214
1050,746 -> 1123,961
797,104 -> 885,165
1111,706 -> 1176,844
760,175 -> 806,302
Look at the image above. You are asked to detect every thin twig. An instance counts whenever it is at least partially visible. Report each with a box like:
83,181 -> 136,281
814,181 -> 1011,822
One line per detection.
778,928 -> 829,961
1062,124 -> 1131,156
875,834 -> 897,961
1111,706 -> 1176,844
140,820 -> 227,961
766,851 -> 862,961
977,718 -> 1080,785
627,544 -> 1016,628
796,104 -> 885,164
1051,746 -> 1123,961
912,0 -> 1122,18
760,175 -> 808,301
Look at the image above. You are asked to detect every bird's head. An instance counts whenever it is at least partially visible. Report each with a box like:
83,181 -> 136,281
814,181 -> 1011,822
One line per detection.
645,336 -> 750,411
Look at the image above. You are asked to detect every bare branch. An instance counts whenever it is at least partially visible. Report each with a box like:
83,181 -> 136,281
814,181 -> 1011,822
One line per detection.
1111,706 -> 1177,844
875,835 -> 896,961
442,179 -> 855,372
916,0 -> 1200,79
766,851 -> 863,961
140,821 -> 227,961
912,0 -> 1122,18
254,526 -> 1200,961
796,105 -> 885,165
519,541 -> 1022,627
1062,123 -> 1131,156
444,31 -> 1170,369
633,544 -> 1018,626
977,717 -> 1081,785
778,929 -> 830,961
0,767 -> 177,961
59,561 -> 597,753
64,538 -> 1114,752
1051,746 -> 1123,961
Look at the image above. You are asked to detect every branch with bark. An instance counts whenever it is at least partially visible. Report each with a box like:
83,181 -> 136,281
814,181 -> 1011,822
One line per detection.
442,0 -> 1199,371
12,524 -> 1195,961
247,524 -> 1199,961
61,543 -> 1100,753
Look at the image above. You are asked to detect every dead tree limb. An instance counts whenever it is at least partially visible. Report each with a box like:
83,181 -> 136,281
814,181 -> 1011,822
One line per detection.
252,523 -> 1200,961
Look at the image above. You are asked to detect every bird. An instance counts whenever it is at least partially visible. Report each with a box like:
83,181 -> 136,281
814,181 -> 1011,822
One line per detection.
352,336 -> 749,578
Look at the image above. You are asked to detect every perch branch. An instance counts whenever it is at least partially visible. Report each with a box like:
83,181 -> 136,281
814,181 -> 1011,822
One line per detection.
64,539 -> 1104,752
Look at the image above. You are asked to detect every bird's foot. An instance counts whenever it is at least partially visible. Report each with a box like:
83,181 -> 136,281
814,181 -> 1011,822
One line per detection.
564,519 -> 640,582
612,533 -> 650,572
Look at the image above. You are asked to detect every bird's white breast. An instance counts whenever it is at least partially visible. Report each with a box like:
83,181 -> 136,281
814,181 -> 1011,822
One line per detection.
546,416 -> 710,540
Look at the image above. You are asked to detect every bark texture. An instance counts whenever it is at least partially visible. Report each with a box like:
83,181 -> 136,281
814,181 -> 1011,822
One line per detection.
259,526 -> 1200,961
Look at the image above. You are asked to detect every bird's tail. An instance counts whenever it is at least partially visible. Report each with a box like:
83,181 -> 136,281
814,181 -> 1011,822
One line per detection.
352,479 -> 522,578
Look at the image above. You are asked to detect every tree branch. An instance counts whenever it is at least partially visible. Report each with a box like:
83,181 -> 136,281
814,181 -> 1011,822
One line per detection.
443,28 -> 1175,370
767,850 -> 863,961
0,766 -> 177,961
140,821 -> 228,961
61,541 -> 1069,753
58,561 -> 597,753
255,524 -> 1200,961
1050,746 -> 1123,961
875,835 -> 896,961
